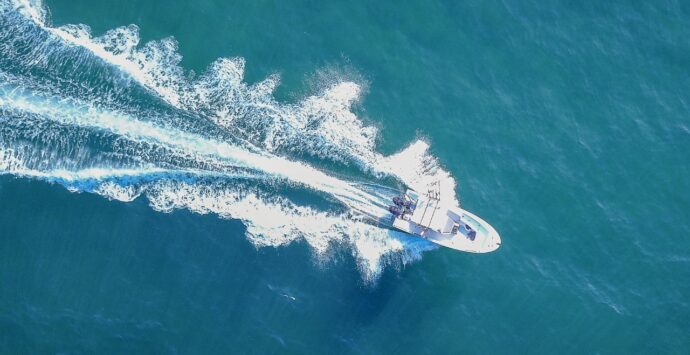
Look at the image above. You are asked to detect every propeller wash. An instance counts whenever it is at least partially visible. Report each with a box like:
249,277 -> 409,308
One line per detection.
0,0 -> 491,281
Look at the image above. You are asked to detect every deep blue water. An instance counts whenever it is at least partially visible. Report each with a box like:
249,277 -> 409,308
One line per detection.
1,0 -> 689,353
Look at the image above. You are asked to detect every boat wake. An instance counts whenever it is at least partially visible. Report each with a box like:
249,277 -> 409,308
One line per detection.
0,0 -> 460,281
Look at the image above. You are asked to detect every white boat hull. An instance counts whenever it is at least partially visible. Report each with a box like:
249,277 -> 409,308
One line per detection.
389,185 -> 501,253
385,187 -> 501,253
392,207 -> 500,253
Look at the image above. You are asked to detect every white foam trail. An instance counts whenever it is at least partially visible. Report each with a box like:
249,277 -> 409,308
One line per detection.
2,1 -> 455,280
0,86 -> 387,216
0,147 -> 435,281
11,0 -> 185,105
0,89 -> 415,279
8,0 -> 458,202
380,140 -> 459,207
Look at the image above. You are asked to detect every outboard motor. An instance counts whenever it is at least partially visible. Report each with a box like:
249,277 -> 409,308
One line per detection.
388,205 -> 402,217
401,199 -> 412,209
393,196 -> 404,206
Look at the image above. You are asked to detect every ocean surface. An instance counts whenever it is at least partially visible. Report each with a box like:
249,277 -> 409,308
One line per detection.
1,0 -> 689,353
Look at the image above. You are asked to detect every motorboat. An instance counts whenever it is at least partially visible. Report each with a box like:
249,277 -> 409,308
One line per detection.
388,182 -> 501,253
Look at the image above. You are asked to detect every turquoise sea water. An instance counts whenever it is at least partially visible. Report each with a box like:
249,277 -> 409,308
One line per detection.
1,0 -> 689,353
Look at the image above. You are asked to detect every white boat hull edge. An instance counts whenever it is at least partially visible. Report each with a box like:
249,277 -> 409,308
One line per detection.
392,207 -> 501,253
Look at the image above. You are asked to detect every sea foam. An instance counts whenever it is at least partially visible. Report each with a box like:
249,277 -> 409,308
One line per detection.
1,0 -> 448,281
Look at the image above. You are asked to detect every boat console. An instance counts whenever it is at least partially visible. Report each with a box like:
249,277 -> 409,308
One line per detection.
388,185 -> 500,253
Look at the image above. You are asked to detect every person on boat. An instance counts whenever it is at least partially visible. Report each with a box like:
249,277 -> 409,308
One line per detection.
393,196 -> 404,206
402,198 -> 412,208
464,224 -> 477,241
389,205 -> 402,217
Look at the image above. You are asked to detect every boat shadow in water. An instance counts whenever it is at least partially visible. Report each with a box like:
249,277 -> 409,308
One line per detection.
330,250 -> 473,336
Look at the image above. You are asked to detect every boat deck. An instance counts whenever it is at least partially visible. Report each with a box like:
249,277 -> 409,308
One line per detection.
408,198 -> 455,234
393,208 -> 500,253
390,188 -> 500,253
